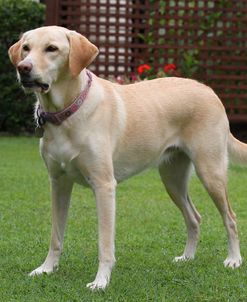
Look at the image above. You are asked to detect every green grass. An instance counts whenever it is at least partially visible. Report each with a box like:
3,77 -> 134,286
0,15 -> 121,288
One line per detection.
0,137 -> 246,302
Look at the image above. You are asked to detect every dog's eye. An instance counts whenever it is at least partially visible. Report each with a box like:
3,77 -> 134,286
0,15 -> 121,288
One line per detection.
45,45 -> 58,52
23,45 -> 30,52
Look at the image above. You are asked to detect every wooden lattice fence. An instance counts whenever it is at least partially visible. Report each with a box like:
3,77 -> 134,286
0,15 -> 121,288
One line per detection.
46,0 -> 247,121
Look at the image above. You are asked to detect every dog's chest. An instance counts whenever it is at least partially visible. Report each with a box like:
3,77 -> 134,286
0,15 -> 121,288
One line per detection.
41,136 -> 89,186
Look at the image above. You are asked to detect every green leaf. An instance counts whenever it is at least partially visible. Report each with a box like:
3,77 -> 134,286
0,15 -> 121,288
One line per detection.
0,0 -> 45,134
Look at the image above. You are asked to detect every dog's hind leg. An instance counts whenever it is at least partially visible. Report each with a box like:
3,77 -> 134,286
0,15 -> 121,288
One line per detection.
194,149 -> 242,268
29,175 -> 73,276
159,151 -> 201,261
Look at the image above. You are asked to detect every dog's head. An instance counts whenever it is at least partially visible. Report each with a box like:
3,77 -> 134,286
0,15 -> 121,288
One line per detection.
8,26 -> 99,93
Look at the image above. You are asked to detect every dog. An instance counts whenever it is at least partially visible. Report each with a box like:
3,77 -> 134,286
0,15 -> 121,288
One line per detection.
8,26 -> 246,290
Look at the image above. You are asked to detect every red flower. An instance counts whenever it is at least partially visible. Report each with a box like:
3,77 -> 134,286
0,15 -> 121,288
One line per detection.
137,64 -> 151,74
116,75 -> 124,84
164,63 -> 176,73
130,73 -> 138,82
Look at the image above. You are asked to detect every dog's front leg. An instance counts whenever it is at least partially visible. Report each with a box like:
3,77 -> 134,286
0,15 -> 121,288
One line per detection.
87,180 -> 116,290
29,175 -> 73,276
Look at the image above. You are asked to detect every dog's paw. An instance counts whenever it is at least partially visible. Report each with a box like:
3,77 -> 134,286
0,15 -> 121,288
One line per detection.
29,264 -> 57,276
86,261 -> 113,290
86,276 -> 109,291
224,257 -> 242,269
173,254 -> 193,262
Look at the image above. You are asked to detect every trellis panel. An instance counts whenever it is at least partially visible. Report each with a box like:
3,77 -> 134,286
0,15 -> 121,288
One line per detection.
46,0 -> 247,121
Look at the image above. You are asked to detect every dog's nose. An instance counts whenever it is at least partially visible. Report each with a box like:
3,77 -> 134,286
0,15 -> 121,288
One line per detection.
17,61 -> 33,75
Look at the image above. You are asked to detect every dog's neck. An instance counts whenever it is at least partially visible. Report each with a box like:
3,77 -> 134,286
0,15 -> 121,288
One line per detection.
36,69 -> 88,112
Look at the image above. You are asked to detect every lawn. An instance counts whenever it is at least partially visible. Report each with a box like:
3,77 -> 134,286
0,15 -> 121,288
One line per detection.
0,137 -> 246,302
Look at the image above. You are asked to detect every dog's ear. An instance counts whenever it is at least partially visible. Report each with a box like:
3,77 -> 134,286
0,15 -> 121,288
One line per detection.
8,39 -> 23,67
67,32 -> 99,77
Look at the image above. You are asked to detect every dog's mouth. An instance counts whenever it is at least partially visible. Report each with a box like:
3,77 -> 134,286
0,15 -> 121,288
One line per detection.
21,80 -> 50,92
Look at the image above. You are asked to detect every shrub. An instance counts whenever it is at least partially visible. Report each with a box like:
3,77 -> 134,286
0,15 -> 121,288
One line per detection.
0,0 -> 45,134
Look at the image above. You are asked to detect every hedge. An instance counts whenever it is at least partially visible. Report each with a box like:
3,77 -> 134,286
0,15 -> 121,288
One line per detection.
0,0 -> 45,134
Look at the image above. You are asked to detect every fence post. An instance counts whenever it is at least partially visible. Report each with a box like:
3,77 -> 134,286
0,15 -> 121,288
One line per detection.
45,0 -> 60,25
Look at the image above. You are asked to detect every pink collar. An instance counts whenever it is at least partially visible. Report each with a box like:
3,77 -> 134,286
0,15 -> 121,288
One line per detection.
36,70 -> 92,126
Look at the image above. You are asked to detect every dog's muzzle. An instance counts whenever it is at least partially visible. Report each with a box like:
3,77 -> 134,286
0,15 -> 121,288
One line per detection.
17,61 -> 49,92
20,79 -> 50,91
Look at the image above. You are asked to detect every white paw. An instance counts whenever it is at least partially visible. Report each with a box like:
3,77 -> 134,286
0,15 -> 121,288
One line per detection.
86,277 -> 108,291
29,264 -> 57,276
224,257 -> 242,269
173,255 -> 193,262
87,261 -> 113,290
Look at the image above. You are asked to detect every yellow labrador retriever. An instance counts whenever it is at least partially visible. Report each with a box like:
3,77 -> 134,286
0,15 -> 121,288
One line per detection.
8,26 -> 246,289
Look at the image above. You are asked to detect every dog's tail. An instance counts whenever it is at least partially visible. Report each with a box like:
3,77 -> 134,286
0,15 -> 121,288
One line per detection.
228,133 -> 247,165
